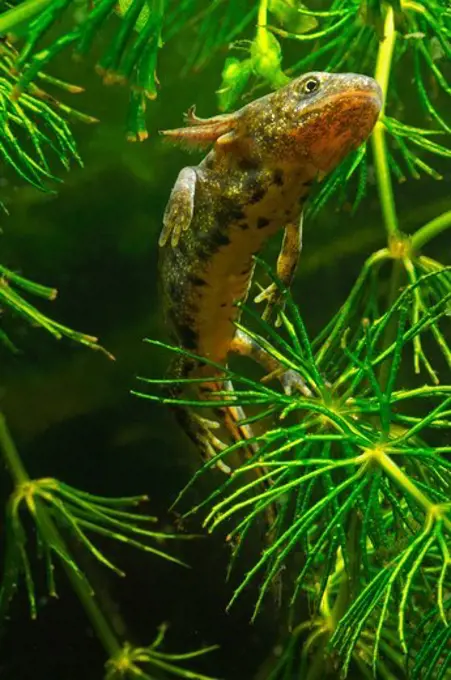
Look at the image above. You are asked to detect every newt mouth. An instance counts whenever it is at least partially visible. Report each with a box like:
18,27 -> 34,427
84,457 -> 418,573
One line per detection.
320,87 -> 383,116
344,85 -> 383,105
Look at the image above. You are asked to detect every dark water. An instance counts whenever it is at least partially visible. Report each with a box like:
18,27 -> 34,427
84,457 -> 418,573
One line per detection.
0,20 -> 450,680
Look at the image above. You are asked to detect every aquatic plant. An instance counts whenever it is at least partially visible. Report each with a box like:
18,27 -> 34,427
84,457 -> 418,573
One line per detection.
137,2 -> 451,679
1,0 -> 451,679
0,409 -> 219,679
139,262 -> 451,678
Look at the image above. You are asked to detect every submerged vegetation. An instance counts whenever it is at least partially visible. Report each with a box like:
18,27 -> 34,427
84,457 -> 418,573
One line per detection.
0,0 -> 451,679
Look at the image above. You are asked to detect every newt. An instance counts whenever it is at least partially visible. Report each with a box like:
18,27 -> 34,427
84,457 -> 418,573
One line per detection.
159,71 -> 382,465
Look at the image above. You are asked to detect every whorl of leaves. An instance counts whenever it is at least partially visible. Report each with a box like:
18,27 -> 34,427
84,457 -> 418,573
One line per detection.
136,261 -> 451,678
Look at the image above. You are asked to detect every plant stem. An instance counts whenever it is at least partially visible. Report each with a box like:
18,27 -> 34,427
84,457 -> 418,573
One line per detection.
377,259 -> 404,391
375,448 -> 451,531
35,502 -> 122,657
257,0 -> 269,48
378,450 -> 434,512
411,210 -> 451,251
372,5 -> 399,240
0,0 -> 52,34
304,635 -> 331,680
0,411 -> 121,659
0,412 -> 29,485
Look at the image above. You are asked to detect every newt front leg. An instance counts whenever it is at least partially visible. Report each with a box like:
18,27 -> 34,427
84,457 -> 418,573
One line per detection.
254,215 -> 303,325
159,166 -> 197,248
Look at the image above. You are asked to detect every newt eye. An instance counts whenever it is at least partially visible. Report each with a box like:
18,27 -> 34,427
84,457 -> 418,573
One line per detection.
302,77 -> 320,95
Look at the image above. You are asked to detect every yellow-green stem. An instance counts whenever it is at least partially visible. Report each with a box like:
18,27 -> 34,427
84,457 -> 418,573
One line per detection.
411,210 -> 451,251
35,501 -> 121,658
305,633 -> 333,680
377,449 -> 451,531
0,412 -> 29,485
0,0 -> 51,33
0,411 -> 121,659
372,5 -> 399,240
379,450 -> 434,510
377,259 -> 404,391
257,0 -> 269,48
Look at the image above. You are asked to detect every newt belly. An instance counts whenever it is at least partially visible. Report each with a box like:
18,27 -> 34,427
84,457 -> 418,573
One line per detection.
158,71 -> 382,460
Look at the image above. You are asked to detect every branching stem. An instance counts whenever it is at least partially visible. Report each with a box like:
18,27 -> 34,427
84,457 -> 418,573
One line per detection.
370,447 -> 451,532
411,210 -> 451,251
0,411 -> 121,659
257,0 -> 269,48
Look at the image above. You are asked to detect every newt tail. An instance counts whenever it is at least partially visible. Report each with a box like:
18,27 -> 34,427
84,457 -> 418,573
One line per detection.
159,71 -> 382,467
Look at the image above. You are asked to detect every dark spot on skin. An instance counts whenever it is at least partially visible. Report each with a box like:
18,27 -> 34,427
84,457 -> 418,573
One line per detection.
189,275 -> 207,286
238,157 -> 260,171
167,280 -> 182,302
249,187 -> 266,204
273,168 -> 284,186
260,132 -> 273,148
218,198 -> 245,220
211,230 -> 231,248
176,237 -> 188,255
216,198 -> 246,232
172,356 -> 196,378
220,302 -> 227,308
238,221 -> 249,230
193,232 -> 212,260
303,178 -> 315,187
178,323 -> 199,350
257,217 -> 270,229
195,245 -> 209,261
231,207 -> 246,221
183,358 -> 196,373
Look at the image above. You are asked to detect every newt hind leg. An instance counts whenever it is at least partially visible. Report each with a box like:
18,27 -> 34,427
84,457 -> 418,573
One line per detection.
230,328 -> 312,397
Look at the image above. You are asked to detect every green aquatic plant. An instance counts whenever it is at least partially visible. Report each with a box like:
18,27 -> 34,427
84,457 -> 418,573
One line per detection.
105,630 -> 218,680
0,411 -> 218,679
0,263 -> 113,354
0,0 -> 164,142
0,40 -> 93,189
138,262 -> 451,678
1,0 -> 451,679
0,2 -> 223,677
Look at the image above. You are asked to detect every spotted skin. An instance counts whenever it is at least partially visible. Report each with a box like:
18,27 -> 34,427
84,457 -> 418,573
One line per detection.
159,71 -> 382,462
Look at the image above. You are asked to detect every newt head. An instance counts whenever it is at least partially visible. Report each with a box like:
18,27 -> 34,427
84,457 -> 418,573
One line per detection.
235,71 -> 382,173
160,71 -> 382,178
